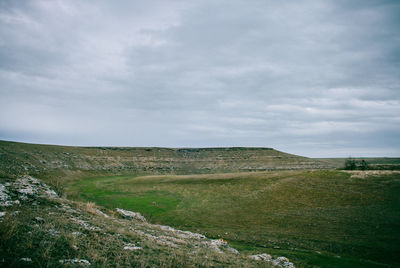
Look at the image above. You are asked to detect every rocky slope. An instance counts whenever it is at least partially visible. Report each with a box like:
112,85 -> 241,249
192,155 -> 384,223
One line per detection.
0,140 -> 330,182
0,175 -> 295,267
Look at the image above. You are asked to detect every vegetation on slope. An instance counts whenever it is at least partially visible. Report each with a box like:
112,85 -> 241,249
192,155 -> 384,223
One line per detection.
0,176 -> 274,267
1,140 -> 400,267
0,140 -> 331,183
66,170 -> 400,267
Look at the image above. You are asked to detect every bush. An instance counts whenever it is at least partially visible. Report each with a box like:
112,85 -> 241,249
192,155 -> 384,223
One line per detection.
344,158 -> 369,170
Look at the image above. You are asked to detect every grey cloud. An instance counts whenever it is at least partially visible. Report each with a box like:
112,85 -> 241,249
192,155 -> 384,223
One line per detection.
0,0 -> 399,157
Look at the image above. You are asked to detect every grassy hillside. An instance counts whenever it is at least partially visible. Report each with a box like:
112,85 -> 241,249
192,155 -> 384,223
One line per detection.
1,176 -> 269,267
65,170 -> 400,267
2,140 -> 400,267
0,140 -> 330,182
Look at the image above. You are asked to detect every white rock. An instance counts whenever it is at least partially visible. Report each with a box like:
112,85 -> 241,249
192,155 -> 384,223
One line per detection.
0,211 -> 6,218
15,177 -> 38,196
35,217 -> 45,222
72,231 -> 83,236
249,253 -> 272,261
14,176 -> 59,199
0,184 -> 12,206
226,246 -> 239,254
207,239 -> 239,254
116,208 -> 146,222
59,259 -> 91,266
95,209 -> 109,218
20,258 -> 32,262
72,218 -> 102,231
250,254 -> 295,268
48,228 -> 60,236
43,189 -> 58,198
156,240 -> 178,248
154,224 -> 206,239
271,256 -> 295,268
123,244 -> 142,250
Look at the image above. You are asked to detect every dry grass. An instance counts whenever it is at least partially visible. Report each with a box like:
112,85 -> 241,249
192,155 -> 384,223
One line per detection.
0,192 -> 271,267
65,170 -> 400,267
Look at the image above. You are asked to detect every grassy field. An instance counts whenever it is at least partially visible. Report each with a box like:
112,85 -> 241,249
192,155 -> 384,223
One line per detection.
65,170 -> 400,267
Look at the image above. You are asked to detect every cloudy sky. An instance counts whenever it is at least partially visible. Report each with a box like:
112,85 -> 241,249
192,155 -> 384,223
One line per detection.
0,0 -> 399,157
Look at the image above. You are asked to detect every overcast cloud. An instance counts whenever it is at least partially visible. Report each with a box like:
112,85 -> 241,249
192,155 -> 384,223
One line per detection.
0,0 -> 399,157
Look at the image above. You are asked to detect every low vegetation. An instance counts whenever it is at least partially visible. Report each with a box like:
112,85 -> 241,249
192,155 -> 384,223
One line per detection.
0,176 -> 274,267
0,140 -> 332,183
65,170 -> 400,267
1,140 -> 400,267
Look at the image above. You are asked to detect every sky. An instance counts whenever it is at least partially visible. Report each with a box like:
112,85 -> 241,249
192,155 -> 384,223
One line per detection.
0,0 -> 399,157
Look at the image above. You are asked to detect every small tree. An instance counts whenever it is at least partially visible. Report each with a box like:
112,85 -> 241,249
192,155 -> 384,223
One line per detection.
359,160 -> 369,170
344,157 -> 356,170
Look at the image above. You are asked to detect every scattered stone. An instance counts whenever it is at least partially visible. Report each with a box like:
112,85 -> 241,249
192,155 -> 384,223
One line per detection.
249,253 -> 272,261
60,203 -> 79,214
35,216 -> 45,223
123,243 -> 142,251
225,246 -> 240,254
15,177 -> 39,196
59,259 -> 91,266
206,239 -> 239,254
48,228 -> 60,236
208,239 -> 225,253
271,256 -> 295,268
71,218 -> 102,231
134,230 -> 157,240
44,188 -> 58,199
0,184 -> 12,206
13,176 -> 59,200
1,176 -> 295,267
95,209 -> 109,218
156,240 -> 178,248
116,208 -> 146,222
159,235 -> 187,245
72,231 -> 83,236
249,254 -> 295,268
0,211 -> 6,221
154,224 -> 206,239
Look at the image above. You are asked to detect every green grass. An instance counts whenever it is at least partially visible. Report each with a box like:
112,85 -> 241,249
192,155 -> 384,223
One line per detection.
65,170 -> 400,267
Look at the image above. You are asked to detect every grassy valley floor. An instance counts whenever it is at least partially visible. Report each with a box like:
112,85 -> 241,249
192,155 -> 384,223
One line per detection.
65,170 -> 400,267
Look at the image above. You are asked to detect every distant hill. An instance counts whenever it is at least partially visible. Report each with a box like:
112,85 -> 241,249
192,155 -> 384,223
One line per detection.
0,140 -> 331,181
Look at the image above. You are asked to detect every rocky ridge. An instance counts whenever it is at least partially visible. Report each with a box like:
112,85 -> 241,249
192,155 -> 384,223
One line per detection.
0,140 -> 331,182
